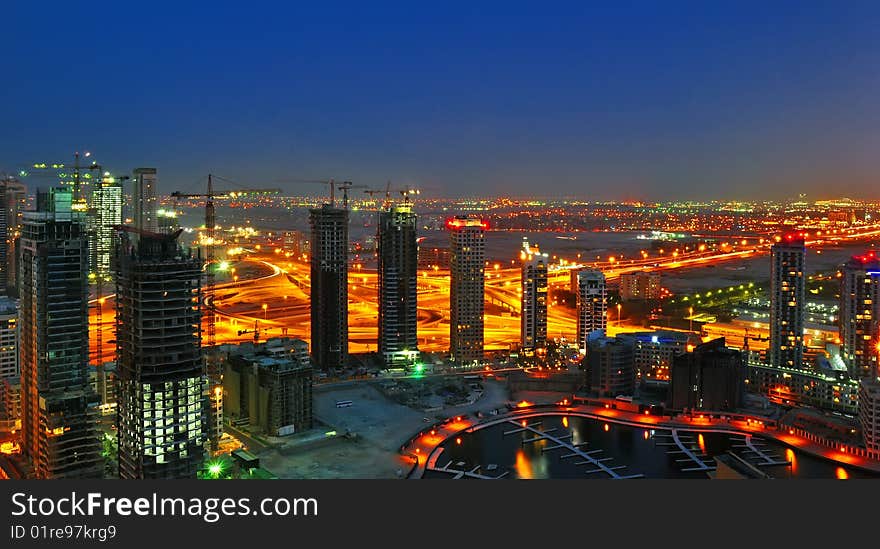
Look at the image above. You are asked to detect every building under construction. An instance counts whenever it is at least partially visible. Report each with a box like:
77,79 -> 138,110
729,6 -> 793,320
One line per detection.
114,227 -> 208,479
309,204 -> 349,370
18,187 -> 102,478
378,203 -> 419,367
224,338 -> 313,436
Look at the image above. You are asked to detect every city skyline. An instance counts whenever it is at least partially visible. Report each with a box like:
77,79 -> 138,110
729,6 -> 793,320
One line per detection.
3,3 -> 879,201
4,5 -> 880,484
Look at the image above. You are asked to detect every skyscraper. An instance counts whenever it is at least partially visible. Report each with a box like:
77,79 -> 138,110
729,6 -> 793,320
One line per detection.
132,168 -> 158,233
114,227 -> 207,479
0,177 -> 27,294
520,239 -> 548,352
378,203 -> 419,367
19,187 -> 102,478
0,297 -> 19,431
89,174 -> 123,280
839,253 -> 880,379
157,208 -> 181,234
576,269 -> 607,353
448,215 -> 486,364
769,235 -> 805,369
309,204 -> 348,370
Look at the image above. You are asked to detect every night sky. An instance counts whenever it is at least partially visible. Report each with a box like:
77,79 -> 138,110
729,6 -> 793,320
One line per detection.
2,1 -> 878,200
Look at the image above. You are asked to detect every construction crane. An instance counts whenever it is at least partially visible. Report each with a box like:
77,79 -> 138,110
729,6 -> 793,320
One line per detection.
169,175 -> 280,352
15,151 -> 104,205
237,319 -> 285,345
169,174 -> 280,449
398,185 -> 420,206
336,181 -> 369,209
274,178 -> 345,207
742,327 -> 769,353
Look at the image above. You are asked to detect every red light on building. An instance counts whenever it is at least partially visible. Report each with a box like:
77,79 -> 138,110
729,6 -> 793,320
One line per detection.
445,216 -> 488,231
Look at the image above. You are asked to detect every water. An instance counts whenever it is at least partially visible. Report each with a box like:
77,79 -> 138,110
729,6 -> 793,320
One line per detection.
424,415 -> 878,479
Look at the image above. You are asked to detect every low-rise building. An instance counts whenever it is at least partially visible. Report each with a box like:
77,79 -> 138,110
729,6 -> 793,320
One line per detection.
224,338 -> 313,436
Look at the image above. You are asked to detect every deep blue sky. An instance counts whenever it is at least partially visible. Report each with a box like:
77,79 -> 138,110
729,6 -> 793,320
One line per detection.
2,1 -> 878,200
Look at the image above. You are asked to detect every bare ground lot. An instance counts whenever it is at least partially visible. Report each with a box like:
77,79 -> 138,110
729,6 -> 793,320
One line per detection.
255,379 -> 510,479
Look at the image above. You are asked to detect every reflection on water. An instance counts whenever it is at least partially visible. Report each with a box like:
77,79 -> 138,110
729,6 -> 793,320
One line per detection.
515,450 -> 533,479
426,415 -> 879,480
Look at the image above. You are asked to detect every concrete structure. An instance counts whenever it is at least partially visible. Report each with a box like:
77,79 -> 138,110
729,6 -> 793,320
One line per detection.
132,168 -> 158,233
448,215 -> 486,364
859,378 -> 880,458
156,208 -> 180,234
114,228 -> 207,479
669,338 -> 744,412
520,239 -> 548,353
745,356 -> 859,414
18,187 -> 102,478
769,235 -> 805,369
378,203 -> 419,367
224,338 -> 313,436
0,177 -> 27,294
418,246 -> 450,270
619,271 -> 661,301
617,330 -> 692,388
89,174 -> 123,280
309,204 -> 349,370
587,336 -> 634,397
576,269 -> 607,353
839,253 -> 880,380
0,297 -> 18,431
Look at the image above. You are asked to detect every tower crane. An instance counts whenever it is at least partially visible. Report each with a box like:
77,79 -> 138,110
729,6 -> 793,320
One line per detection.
168,174 -> 279,449
336,181 -> 369,209
274,178 -> 349,207
169,175 -> 280,352
237,319 -> 286,345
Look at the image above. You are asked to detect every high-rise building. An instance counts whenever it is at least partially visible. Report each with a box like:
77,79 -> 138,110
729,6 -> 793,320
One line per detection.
619,271 -> 661,301
669,338 -> 744,412
114,227 -> 207,479
0,177 -> 27,294
156,208 -> 181,234
132,168 -> 158,233
89,174 -> 123,280
769,235 -> 805,369
309,204 -> 348,370
19,187 -> 102,478
586,336 -> 634,397
448,215 -> 486,364
576,269 -> 607,353
839,253 -> 880,380
520,239 -> 548,353
0,297 -> 19,431
378,203 -> 419,367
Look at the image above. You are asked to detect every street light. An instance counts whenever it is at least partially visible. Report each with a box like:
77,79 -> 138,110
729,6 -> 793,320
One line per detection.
262,303 -> 268,319
617,303 -> 622,327
689,306 -> 694,332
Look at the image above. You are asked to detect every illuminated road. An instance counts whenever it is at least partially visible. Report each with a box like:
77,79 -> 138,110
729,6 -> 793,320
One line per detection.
89,223 -> 880,364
